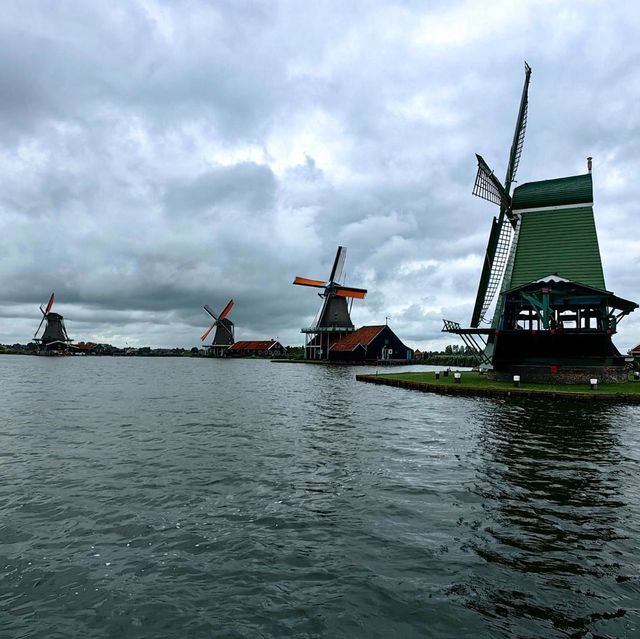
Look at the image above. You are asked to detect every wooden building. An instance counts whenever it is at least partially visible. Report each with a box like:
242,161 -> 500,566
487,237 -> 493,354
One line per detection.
226,340 -> 285,358
329,325 -> 413,362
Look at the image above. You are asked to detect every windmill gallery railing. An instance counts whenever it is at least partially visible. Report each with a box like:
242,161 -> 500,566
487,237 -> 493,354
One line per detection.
441,320 -> 492,366
300,325 -> 356,334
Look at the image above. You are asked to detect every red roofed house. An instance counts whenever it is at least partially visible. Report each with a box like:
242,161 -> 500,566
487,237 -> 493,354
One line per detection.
629,344 -> 640,364
226,340 -> 286,358
329,325 -> 413,362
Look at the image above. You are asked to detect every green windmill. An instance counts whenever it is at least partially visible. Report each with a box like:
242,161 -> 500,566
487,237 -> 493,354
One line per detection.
444,63 -> 637,383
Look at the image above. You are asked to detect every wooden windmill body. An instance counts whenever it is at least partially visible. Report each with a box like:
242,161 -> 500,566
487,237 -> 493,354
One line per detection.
33,293 -> 72,354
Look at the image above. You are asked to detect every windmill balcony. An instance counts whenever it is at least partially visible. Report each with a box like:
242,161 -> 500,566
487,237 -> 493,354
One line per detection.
301,325 -> 356,334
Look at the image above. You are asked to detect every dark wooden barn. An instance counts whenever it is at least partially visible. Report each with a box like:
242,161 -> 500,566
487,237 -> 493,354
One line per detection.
329,325 -> 413,362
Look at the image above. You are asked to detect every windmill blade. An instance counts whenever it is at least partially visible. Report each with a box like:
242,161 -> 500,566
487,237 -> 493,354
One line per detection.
470,215 -> 514,327
335,286 -> 367,299
293,276 -> 327,288
218,299 -> 234,320
504,62 -> 532,192
34,315 -> 46,339
44,293 -> 55,315
200,320 -> 217,342
469,64 -> 531,328
472,155 -> 512,211
203,304 -> 219,320
329,246 -> 347,283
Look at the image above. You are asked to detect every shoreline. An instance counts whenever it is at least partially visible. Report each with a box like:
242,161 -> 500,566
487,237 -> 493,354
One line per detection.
270,358 -> 421,365
356,372 -> 640,403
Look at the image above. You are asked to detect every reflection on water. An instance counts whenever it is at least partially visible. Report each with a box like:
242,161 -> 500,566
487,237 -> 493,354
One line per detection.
465,400 -> 640,638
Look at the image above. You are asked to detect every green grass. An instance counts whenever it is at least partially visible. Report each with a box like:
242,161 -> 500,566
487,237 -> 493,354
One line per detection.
374,371 -> 640,395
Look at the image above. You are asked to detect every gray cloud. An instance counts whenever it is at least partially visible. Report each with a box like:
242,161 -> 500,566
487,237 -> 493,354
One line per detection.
0,0 -> 639,351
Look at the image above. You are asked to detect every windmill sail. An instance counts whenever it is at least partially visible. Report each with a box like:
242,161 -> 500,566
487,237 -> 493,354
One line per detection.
470,62 -> 532,327
470,215 -> 514,326
34,292 -> 56,338
335,286 -> 367,299
218,299 -> 234,321
472,155 -> 511,209
504,62 -> 531,192
200,321 -> 217,342
329,246 -> 347,283
44,293 -> 55,314
293,277 -> 326,288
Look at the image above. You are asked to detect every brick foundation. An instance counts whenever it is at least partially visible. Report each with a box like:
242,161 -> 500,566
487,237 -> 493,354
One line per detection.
488,365 -> 628,384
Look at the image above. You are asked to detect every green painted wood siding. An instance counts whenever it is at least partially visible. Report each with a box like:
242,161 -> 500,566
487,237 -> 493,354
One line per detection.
512,174 -> 593,210
508,206 -> 606,290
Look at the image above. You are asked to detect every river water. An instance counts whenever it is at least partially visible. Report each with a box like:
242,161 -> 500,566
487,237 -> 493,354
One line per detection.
0,355 -> 639,638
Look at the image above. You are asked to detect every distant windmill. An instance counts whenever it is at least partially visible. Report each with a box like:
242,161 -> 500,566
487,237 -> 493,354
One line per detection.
200,299 -> 235,357
293,246 -> 367,359
33,293 -> 72,354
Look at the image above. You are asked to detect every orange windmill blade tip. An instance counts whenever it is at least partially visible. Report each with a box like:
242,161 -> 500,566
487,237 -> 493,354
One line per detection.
219,299 -> 235,320
200,322 -> 216,341
45,293 -> 55,314
293,277 -> 326,287
336,287 -> 367,299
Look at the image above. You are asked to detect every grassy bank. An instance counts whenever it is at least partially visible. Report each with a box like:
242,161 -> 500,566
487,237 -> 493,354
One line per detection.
356,370 -> 640,401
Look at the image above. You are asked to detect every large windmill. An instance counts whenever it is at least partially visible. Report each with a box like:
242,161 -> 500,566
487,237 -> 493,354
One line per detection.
201,299 -> 235,357
33,293 -> 72,354
293,246 -> 367,359
444,63 -> 637,382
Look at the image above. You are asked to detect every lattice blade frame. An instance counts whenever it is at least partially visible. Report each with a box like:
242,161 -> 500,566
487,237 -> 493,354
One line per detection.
478,219 -> 514,324
472,155 -> 511,209
504,61 -> 532,190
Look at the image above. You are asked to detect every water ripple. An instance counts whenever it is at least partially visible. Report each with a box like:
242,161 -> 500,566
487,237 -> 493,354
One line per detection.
0,356 -> 639,638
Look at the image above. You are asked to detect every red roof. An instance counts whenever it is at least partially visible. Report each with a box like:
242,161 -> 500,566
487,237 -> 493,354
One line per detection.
330,325 -> 385,352
228,340 -> 281,351
630,344 -> 640,354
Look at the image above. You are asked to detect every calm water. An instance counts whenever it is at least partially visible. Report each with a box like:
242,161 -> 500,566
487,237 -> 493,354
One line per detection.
1,355 -> 639,638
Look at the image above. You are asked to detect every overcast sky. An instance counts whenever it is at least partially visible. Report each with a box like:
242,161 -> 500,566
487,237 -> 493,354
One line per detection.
1,0 -> 639,350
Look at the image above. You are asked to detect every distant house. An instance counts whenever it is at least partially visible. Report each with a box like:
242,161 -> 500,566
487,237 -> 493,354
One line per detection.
226,340 -> 286,358
75,341 -> 97,354
329,325 -> 413,362
629,344 -> 640,363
